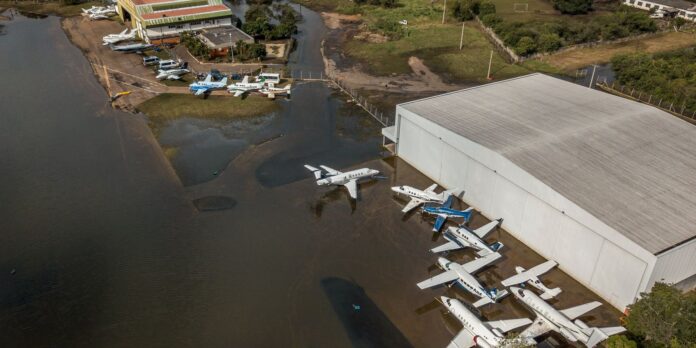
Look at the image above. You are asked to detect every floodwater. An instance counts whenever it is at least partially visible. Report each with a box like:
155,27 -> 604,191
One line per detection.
0,8 -> 622,348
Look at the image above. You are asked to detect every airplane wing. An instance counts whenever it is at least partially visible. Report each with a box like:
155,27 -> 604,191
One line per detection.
520,316 -> 555,340
433,214 -> 448,232
424,183 -> 438,194
416,270 -> 459,289
486,318 -> 533,333
402,198 -> 424,213
446,329 -> 476,348
319,165 -> 341,176
194,88 -> 207,96
203,75 -> 212,83
168,75 -> 181,81
431,230 -> 469,253
501,260 -> 557,287
472,219 -> 501,239
461,252 -> 501,274
344,179 -> 358,200
560,301 -> 602,320
233,90 -> 244,97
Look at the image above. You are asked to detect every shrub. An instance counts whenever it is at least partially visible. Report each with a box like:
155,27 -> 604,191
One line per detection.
478,1 -> 496,17
450,0 -> 480,21
481,13 -> 502,27
515,36 -> 537,55
234,40 -> 267,61
538,33 -> 562,52
552,0 -> 592,14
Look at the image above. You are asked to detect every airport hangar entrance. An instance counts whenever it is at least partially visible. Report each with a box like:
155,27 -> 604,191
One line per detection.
382,73 -> 696,310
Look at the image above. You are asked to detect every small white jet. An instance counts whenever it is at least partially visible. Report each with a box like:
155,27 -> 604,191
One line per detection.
156,68 -> 190,80
391,183 -> 459,213
259,83 -> 292,98
189,74 -> 228,96
510,287 -> 625,347
102,29 -> 136,45
304,165 -> 380,200
431,219 -> 503,256
439,296 -> 532,348
82,5 -> 116,20
501,260 -> 561,300
227,76 -> 265,97
417,253 -> 507,308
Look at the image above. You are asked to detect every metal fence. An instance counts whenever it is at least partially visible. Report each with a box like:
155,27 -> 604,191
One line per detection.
596,80 -> 696,123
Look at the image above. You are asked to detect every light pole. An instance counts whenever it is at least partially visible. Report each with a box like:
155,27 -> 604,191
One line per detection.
442,0 -> 447,24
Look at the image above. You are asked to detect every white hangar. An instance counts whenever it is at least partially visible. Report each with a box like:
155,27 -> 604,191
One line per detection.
382,73 -> 696,310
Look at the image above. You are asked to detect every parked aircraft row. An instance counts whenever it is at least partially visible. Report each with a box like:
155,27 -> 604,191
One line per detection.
190,74 -> 292,98
81,5 -> 116,20
392,183 -> 625,348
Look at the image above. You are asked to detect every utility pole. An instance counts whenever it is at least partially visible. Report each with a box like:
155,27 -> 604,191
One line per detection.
459,22 -> 465,50
486,50 -> 493,80
442,0 -> 447,24
588,64 -> 597,88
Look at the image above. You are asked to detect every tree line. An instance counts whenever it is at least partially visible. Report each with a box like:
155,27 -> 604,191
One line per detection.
611,48 -> 696,111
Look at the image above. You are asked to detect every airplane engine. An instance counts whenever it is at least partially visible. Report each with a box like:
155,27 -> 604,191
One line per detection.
473,335 -> 493,348
559,327 -> 580,342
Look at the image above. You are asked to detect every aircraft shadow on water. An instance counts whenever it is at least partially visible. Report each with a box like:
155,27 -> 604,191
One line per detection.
320,277 -> 414,348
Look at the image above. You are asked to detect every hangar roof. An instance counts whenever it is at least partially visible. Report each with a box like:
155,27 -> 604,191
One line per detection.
399,73 -> 696,254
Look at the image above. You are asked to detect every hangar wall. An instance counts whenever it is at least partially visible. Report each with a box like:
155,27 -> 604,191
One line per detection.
651,238 -> 696,289
394,108 -> 658,310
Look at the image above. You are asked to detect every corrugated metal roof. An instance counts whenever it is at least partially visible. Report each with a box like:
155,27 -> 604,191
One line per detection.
399,73 -> 696,254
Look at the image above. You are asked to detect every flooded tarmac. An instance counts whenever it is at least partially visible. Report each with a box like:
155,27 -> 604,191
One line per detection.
0,7 -> 621,348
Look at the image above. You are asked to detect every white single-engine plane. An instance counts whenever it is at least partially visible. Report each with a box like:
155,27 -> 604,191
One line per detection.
431,219 -> 503,255
417,253 -> 507,308
259,83 -> 292,98
391,183 -> 459,213
227,76 -> 265,97
304,165 -> 380,200
102,29 -> 137,45
439,296 -> 532,348
501,260 -> 561,300
511,287 -> 625,347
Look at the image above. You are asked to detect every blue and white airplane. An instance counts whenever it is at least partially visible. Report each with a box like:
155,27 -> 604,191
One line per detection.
431,219 -> 504,255
422,196 -> 474,232
417,252 -> 508,308
189,74 -> 228,96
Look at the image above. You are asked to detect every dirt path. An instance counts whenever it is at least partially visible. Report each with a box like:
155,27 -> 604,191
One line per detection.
320,12 -> 460,94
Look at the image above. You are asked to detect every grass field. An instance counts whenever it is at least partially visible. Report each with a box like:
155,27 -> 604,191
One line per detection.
0,0 -> 103,17
345,21 -> 536,82
138,93 -> 280,121
540,32 -> 696,71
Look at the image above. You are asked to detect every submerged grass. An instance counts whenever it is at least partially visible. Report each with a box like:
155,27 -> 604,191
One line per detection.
0,0 -> 104,17
138,93 -> 280,137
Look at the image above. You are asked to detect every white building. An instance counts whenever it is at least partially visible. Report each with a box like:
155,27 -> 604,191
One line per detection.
382,74 -> 696,310
622,0 -> 696,21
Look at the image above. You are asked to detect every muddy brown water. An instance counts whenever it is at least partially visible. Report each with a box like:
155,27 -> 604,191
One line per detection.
0,9 -> 621,348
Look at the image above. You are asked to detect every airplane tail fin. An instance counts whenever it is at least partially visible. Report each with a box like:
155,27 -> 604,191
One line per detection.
540,287 -> 563,300
304,165 -> 323,179
487,287 -> 509,301
583,325 -> 626,348
476,242 -> 503,256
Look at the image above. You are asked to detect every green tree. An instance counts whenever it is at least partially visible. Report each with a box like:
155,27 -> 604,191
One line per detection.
481,13 -> 502,27
625,283 -> 696,347
538,33 -> 562,52
515,36 -> 537,55
552,0 -> 592,14
450,0 -> 480,21
478,1 -> 496,17
606,335 -> 638,348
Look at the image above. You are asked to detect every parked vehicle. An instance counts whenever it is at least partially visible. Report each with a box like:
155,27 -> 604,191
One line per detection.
143,56 -> 160,66
158,59 -> 179,70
